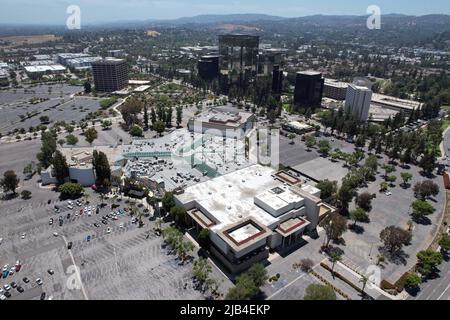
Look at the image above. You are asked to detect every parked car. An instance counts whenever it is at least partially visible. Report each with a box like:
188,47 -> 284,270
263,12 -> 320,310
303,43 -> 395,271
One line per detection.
67,242 -> 73,250
49,218 -> 53,225
10,282 -> 17,288
36,278 -> 43,286
21,233 -> 26,239
87,235 -> 91,242
15,261 -> 21,272
101,220 -> 108,225
17,286 -> 24,293
94,223 -> 100,228
22,277 -> 30,283
40,292 -> 46,300
0,294 -> 6,300
53,232 -> 59,237
3,291 -> 11,298
47,269 -> 54,275
107,227 -> 112,234
3,284 -> 11,291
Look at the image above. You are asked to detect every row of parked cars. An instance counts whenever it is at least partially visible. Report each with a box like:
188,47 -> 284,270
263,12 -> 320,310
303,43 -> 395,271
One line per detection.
1,257 -> 54,300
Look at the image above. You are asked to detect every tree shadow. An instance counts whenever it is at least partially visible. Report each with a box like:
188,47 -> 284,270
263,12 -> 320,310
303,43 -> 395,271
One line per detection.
349,224 -> 365,234
419,171 -> 436,179
1,193 -> 18,201
379,247 -> 409,265
412,216 -> 432,225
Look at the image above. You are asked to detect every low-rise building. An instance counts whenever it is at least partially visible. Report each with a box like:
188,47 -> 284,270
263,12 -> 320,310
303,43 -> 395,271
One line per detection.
175,164 -> 334,273
323,78 -> 348,100
187,110 -> 256,138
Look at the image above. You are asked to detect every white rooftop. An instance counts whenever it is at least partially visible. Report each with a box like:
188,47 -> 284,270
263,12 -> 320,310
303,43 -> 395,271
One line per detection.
178,164 -> 304,232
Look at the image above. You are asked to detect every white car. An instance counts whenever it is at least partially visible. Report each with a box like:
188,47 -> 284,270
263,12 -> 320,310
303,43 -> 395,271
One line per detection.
9,266 -> 15,275
67,205 -> 73,210
87,211 -> 92,217
3,284 -> 11,291
0,237 -> 3,245
21,233 -> 26,239
107,227 -> 112,234
385,191 -> 392,196
0,295 -> 6,301
47,295 -> 54,300
119,223 -> 124,229
53,232 -> 59,237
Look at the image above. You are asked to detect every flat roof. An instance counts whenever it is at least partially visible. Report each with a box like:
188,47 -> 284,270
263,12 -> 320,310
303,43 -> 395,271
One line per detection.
177,164 -> 281,231
371,93 -> 423,110
297,70 -> 322,76
24,64 -> 66,73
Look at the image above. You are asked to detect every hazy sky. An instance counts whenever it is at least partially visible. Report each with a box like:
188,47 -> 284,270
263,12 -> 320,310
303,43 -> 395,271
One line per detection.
1,0 -> 449,25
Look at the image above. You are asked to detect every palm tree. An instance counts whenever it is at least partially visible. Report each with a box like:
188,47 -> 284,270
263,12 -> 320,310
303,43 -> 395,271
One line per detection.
359,275 -> 369,297
330,253 -> 342,276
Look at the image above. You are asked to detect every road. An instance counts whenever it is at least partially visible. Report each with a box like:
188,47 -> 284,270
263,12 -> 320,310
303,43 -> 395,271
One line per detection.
408,255 -> 450,300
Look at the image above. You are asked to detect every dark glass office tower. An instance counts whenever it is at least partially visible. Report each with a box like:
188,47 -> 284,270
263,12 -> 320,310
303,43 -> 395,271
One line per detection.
92,58 -> 128,92
218,34 -> 259,93
294,71 -> 324,109
198,55 -> 219,80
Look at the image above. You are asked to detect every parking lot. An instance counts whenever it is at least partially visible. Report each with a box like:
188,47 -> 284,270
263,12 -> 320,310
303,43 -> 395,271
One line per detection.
0,186 -> 204,300
0,84 -> 104,135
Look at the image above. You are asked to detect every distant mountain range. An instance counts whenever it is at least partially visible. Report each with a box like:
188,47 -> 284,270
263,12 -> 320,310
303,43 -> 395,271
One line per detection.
0,13 -> 449,36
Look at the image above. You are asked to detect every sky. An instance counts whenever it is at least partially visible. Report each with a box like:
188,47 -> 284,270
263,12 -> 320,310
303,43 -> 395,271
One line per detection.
0,0 -> 449,25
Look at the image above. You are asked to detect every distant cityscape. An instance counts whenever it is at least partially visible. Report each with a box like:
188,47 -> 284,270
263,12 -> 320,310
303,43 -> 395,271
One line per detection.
0,8 -> 449,304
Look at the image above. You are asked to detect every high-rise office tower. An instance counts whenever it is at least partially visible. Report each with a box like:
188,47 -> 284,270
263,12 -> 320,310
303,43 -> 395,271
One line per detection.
218,34 -> 259,92
92,58 -> 128,92
294,71 -> 324,109
272,65 -> 283,98
344,84 -> 373,122
198,55 -> 219,80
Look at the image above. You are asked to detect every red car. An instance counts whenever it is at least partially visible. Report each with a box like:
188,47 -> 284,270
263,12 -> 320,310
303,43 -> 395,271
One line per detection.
124,208 -> 129,212
15,261 -> 21,272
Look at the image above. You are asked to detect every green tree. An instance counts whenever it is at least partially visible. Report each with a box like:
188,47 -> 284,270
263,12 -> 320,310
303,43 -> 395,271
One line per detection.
101,119 -> 112,130
192,258 -> 212,291
318,140 -> 331,156
350,208 -> 369,227
303,284 -> 336,300
400,172 -> 413,187
382,164 -> 396,180
83,81 -> 92,93
416,250 -> 443,276
225,263 -> 267,300
143,105 -> 149,131
37,131 -> 57,168
52,150 -> 69,184
320,212 -> 348,247
154,120 -> 165,136
305,136 -> 316,149
380,226 -> 412,255
198,228 -> 210,248
92,150 -> 111,187
419,152 -> 436,175
162,192 -> 175,212
129,125 -> 144,137
176,106 -> 183,127
355,192 -> 373,212
438,233 -> 450,252
0,170 -> 20,194
58,182 -> 83,199
170,206 -> 187,225
413,181 -> 439,200
65,134 -> 78,145
411,199 -> 435,221
404,272 -> 421,290
84,127 -> 98,145
316,179 -> 337,201
20,190 -> 32,200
